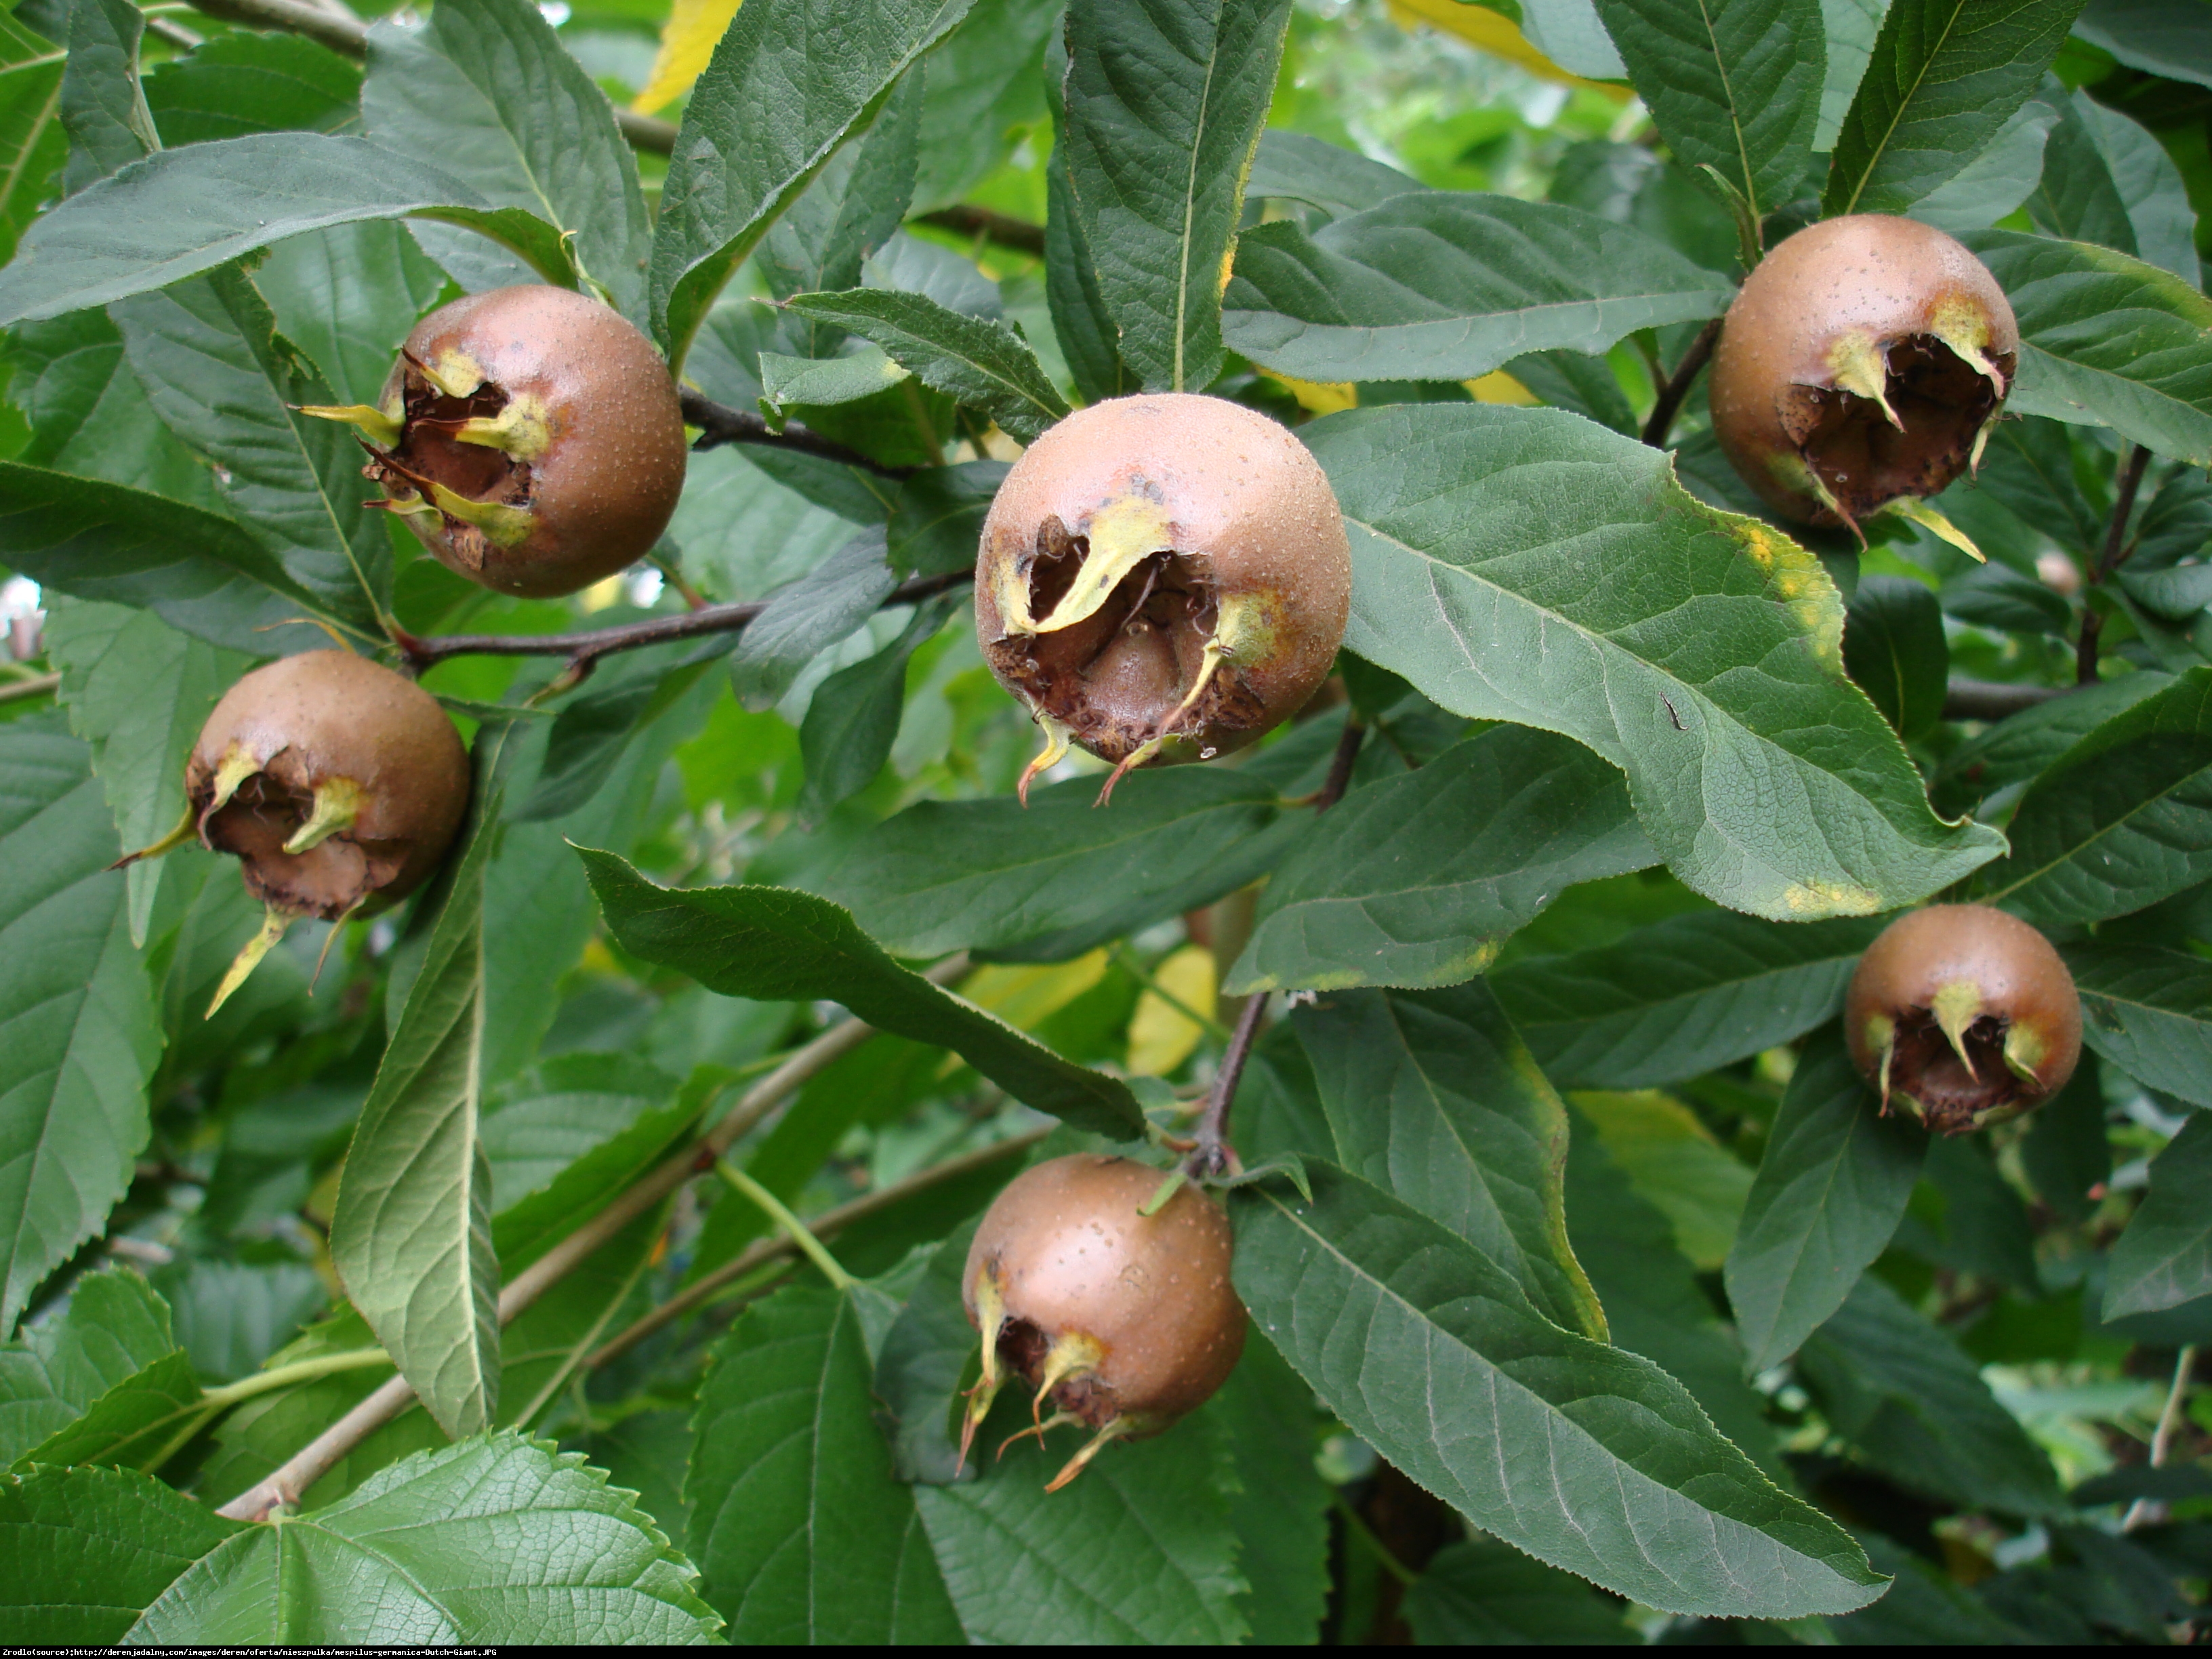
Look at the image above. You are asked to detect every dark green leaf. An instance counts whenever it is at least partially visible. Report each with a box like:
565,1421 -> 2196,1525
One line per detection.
1592,0 -> 1824,225
1221,196 -> 1734,384
1494,911 -> 1881,1090
913,0 -> 1055,209
1829,1529 -> 2034,1643
1904,92 -> 2058,232
0,1464 -> 241,1643
1963,228 -> 2212,466
1403,1537 -> 1634,1643
886,460 -> 1006,576
1231,1160 -> 1886,1617
1209,1332 -> 1330,1643
1246,128 -> 1427,216
1060,0 -> 1292,393
1978,665 -> 2212,924
3,306 -> 222,508
518,645 -> 721,823
1504,348 -> 1638,434
1912,1134 -> 2041,1296
0,131 -> 577,327
806,764 -> 1286,961
783,288 -> 1069,443
797,600 -> 941,822
1044,132 -> 1132,404
58,0 -> 155,190
0,722 -> 161,1336
1971,410 -> 2103,556
142,28 -> 358,146
1844,575 -> 1948,740
150,1260 -> 329,1385
360,0 -> 649,321
1230,724 -> 1654,995
479,1053 -> 676,1212
1932,670 -> 2168,809
2018,1052 -> 2110,1222
2104,1113 -> 2212,1317
1796,1273 -> 2066,1517
583,851 -> 1145,1137
649,0 -> 972,369
131,1432 -> 720,1642
2072,0 -> 2212,89
2065,941 -> 2212,1108
685,1284 -> 960,1641
0,5 -> 66,267
759,67 -> 919,327
329,758 -> 504,1440
1824,0 -> 2085,218
1307,403 -> 2005,919
1290,982 -> 1605,1337
726,529 -> 899,711
2031,87 -> 2200,282
255,220 -> 449,407
1725,1029 -> 1925,1373
0,1265 -> 190,1467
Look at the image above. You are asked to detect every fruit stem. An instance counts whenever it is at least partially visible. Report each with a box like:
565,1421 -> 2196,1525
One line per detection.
714,1158 -> 855,1291
1640,316 -> 1723,451
1188,991 -> 1267,1180
2078,444 -> 2151,684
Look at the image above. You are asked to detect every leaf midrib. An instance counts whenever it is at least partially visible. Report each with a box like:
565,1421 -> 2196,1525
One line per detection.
1981,739 -> 2212,904
1838,0 -> 1969,216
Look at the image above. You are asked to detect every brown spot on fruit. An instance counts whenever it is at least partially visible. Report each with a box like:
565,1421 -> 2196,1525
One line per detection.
1845,903 -> 2081,1135
350,285 -> 687,598
1710,216 -> 2017,531
960,1153 -> 1246,1488
975,394 -> 1349,800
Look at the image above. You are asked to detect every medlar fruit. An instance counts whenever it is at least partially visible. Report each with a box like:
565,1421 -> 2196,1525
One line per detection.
309,285 -> 687,598
123,651 -> 470,1013
962,1153 -> 1246,1490
1710,215 -> 2016,536
1845,903 -> 2082,1135
975,394 -> 1351,804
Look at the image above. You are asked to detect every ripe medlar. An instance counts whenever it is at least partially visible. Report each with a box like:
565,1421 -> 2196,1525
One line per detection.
961,1153 -> 1247,1490
975,394 -> 1351,804
1845,903 -> 2082,1135
1709,215 -> 2017,535
123,651 -> 471,1013
309,285 -> 687,598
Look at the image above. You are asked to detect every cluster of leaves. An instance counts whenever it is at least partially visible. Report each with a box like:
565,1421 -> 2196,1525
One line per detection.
1,0 -> 2211,1643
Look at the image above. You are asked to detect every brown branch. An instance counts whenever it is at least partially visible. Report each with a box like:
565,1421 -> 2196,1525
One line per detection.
0,671 -> 60,705
213,958 -> 970,1524
586,1124 -> 1048,1370
397,569 -> 973,674
1311,720 -> 1366,811
1640,316 -> 1723,450
1940,676 -> 2067,722
679,389 -> 916,479
916,205 -> 1047,257
2077,443 -> 2152,685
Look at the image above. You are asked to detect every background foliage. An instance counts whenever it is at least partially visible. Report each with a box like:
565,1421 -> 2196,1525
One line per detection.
2,0 -> 2211,1643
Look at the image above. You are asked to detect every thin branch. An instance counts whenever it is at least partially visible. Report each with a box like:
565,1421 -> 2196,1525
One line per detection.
2125,1343 -> 2196,1533
587,1124 -> 1049,1370
1641,316 -> 1723,450
1187,991 -> 1266,1180
916,205 -> 1046,257
213,960 -> 969,1523
679,388 -> 917,479
398,569 -> 973,674
1309,720 -> 1366,811
1940,676 -> 2067,722
0,671 -> 60,705
2078,443 -> 2152,685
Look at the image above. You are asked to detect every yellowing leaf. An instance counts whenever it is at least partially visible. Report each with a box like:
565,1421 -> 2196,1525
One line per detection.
1466,369 -> 1536,405
1128,944 -> 1216,1077
1258,367 -> 1357,415
1386,0 -> 1629,97
1572,1090 -> 1754,1269
632,0 -> 745,116
956,950 -> 1110,1031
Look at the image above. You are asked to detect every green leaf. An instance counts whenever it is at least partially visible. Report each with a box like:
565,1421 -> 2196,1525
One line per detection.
1573,1090 -> 1755,1271
58,0 -> 155,190
1591,0 -> 1825,226
759,344 -> 914,412
1231,1160 -> 1886,1617
112,266 -> 390,632
517,643 -> 722,823
3,308 -> 223,508
648,0 -> 972,369
2104,1112 -> 2212,1318
1229,724 -> 1654,995
760,67 -> 920,326
1043,127 -> 1134,404
582,851 -> 1146,1138
1844,575 -> 1948,740
0,722 -> 161,1337
1795,1274 -> 2066,1517
1492,910 -> 1881,1090
726,529 -> 899,712
1963,228 -> 2212,466
783,288 -> 1070,443
1976,667 -> 2212,924
1246,127 -> 1427,216
0,131 -> 579,328
806,765 -> 1287,962
1289,981 -> 1606,1338
2072,0 -> 2212,89
480,1053 -> 677,1212
329,758 -> 503,1441
142,28 -> 359,147
912,0 -> 1057,210
43,597 -> 249,945
0,1463 -> 242,1643
913,1393 -> 1248,1642
1931,669 -> 2168,811
1209,1332 -> 1331,1643
1404,1537 -> 1635,1643
1221,196 -> 1734,385
1904,93 -> 2057,232
255,220 -> 449,407
1725,1029 -> 1924,1372
886,459 -> 1007,576
685,1284 -> 961,1641
1307,403 -> 2005,920
360,0 -> 650,321
130,1431 -> 720,1643
1059,0 -> 1292,392
150,1260 -> 329,1385
0,1265 -> 191,1467
0,3 -> 65,266
797,600 -> 942,823
1824,0 -> 2087,218
2032,87 -> 2200,283
2064,941 -> 2212,1109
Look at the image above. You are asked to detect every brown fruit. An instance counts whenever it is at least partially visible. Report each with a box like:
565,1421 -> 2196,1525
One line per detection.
321,285 -> 687,598
1710,215 -> 2017,533
1845,903 -> 2082,1135
975,394 -> 1350,803
961,1153 -> 1246,1489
